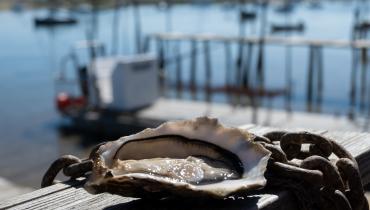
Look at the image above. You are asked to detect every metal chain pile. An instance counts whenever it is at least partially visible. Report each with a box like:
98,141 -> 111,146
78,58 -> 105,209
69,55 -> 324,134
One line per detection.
42,132 -> 369,210
256,131 -> 369,210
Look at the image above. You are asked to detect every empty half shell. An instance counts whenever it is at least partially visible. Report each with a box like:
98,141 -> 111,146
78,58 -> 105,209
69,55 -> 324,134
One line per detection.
85,117 -> 271,199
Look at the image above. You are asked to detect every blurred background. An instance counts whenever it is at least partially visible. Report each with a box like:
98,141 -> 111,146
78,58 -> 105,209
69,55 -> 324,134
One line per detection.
1,0 -> 370,200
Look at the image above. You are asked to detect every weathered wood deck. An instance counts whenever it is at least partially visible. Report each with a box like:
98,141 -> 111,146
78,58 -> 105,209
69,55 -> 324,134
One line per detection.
2,124 -> 370,210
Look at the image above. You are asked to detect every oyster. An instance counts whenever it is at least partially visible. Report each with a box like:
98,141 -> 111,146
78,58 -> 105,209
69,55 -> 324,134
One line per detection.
85,117 -> 271,199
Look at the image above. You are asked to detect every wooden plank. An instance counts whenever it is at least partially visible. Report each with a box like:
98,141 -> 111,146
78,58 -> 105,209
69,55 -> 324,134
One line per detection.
0,179 -> 82,209
1,180 -> 297,210
152,33 -> 370,49
323,131 -> 370,185
0,179 -> 297,210
2,126 -> 370,210
60,191 -> 298,210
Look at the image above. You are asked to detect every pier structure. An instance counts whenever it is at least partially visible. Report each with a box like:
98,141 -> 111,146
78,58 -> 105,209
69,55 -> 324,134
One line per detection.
147,33 -> 370,119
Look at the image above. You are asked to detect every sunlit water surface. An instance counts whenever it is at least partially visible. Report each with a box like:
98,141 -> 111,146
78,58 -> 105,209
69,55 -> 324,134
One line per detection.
0,1 -> 365,188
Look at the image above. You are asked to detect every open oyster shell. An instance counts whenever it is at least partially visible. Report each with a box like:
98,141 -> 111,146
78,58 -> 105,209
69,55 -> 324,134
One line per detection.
85,117 -> 271,199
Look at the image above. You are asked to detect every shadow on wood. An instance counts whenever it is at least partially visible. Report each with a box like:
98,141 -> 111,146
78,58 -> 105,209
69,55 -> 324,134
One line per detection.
102,197 -> 260,210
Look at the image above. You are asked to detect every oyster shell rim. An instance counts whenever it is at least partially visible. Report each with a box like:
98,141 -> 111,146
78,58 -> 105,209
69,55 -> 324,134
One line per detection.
85,117 -> 271,198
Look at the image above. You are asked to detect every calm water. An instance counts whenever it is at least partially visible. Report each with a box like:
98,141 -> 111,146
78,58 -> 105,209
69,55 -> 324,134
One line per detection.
0,1 -> 365,188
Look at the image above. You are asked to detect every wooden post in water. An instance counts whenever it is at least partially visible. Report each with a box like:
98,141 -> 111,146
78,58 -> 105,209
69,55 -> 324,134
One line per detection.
236,0 -> 247,105
141,36 -> 151,53
175,41 -> 183,98
204,40 -> 212,102
157,38 -> 166,96
132,0 -> 142,53
256,1 -> 268,91
285,44 -> 293,112
360,47 -> 368,112
237,0 -> 246,72
350,48 -> 359,119
349,7 -> 361,118
224,41 -> 233,104
87,0 -> 99,60
224,41 -> 232,88
111,0 -> 121,55
306,45 -> 324,112
165,0 -> 173,33
316,46 -> 324,113
236,42 -> 245,103
190,40 -> 197,100
307,45 -> 315,112
283,9 -> 294,113
243,42 -> 253,90
87,0 -> 101,107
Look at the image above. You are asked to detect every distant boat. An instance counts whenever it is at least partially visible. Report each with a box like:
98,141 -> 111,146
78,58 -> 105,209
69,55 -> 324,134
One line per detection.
239,10 -> 257,22
354,21 -> 370,31
271,22 -> 305,33
34,17 -> 77,27
275,3 -> 295,14
34,0 -> 78,27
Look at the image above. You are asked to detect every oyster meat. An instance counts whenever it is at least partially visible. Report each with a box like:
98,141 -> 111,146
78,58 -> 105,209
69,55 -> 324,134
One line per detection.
85,117 -> 271,199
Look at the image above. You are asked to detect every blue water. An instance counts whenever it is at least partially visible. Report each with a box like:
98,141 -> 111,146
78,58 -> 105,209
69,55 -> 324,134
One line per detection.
0,1 -> 366,187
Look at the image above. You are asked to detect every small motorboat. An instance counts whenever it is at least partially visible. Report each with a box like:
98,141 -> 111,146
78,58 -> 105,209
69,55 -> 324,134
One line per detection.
34,17 -> 77,27
271,22 -> 305,33
354,21 -> 370,32
239,11 -> 257,22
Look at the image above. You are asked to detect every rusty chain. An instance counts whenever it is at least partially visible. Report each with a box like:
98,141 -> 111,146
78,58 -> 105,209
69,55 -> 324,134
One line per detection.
259,131 -> 369,210
41,155 -> 93,188
41,142 -> 105,188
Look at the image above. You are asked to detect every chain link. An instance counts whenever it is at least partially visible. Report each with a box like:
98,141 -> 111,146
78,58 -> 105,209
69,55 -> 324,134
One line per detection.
261,131 -> 369,210
41,155 -> 93,188
40,142 -> 106,188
